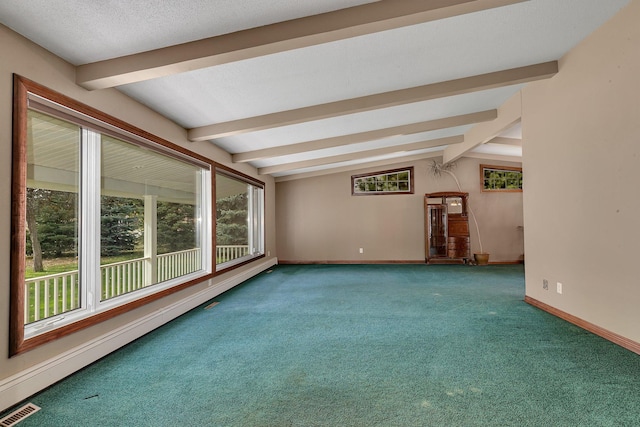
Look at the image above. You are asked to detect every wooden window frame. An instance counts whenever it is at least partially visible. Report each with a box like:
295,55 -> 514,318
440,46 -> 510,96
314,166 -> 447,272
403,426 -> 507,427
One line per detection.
480,164 -> 523,192
351,166 -> 414,196
10,75 -> 217,356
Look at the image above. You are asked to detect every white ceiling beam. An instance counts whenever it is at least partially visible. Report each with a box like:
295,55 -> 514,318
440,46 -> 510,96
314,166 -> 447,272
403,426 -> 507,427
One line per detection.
76,0 -> 528,90
461,152 -> 523,163
258,135 -> 462,175
443,91 -> 522,163
234,110 -> 496,163
273,151 -> 444,182
489,136 -> 522,146
189,61 -> 557,141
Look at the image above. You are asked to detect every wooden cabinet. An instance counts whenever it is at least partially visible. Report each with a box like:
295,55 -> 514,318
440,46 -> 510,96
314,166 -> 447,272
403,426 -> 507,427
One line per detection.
425,193 -> 470,264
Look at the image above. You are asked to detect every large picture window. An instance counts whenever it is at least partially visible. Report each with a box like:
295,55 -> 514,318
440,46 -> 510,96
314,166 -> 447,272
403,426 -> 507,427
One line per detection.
215,166 -> 265,272
11,76 -> 213,355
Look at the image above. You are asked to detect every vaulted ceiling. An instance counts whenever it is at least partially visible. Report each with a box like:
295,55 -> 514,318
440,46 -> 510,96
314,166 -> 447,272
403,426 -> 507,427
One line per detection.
0,0 -> 630,181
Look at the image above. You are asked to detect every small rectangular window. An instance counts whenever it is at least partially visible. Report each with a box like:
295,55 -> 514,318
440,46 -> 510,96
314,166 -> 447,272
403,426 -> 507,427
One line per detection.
352,167 -> 414,195
480,164 -> 523,192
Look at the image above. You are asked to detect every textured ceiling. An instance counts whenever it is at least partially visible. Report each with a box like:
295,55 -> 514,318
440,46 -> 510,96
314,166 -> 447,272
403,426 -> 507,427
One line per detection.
0,0 -> 376,64
0,0 -> 631,179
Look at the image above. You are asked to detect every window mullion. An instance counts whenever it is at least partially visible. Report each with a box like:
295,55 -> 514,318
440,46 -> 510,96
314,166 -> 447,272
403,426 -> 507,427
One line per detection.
200,169 -> 212,273
247,184 -> 254,254
255,187 -> 264,255
80,129 -> 102,313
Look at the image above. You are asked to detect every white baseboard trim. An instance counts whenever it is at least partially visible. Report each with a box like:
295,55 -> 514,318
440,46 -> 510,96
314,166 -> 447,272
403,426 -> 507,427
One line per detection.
0,258 -> 277,413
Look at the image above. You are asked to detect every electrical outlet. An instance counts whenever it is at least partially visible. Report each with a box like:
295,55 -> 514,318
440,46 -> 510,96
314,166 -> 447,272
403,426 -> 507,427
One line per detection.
557,282 -> 563,294
267,251 -> 270,257
359,248 -> 364,254
543,279 -> 548,290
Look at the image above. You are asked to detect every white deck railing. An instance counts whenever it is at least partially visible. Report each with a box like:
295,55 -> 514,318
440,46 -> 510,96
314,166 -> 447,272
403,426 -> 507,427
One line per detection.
25,246 -> 251,324
24,270 -> 80,324
101,257 -> 148,300
216,245 -> 250,263
157,248 -> 202,283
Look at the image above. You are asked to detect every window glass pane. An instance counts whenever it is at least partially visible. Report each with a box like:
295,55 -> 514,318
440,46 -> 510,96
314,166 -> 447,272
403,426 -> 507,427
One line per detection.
216,173 -> 250,265
482,166 -> 523,191
101,136 -> 203,301
215,171 -> 264,269
352,168 -> 413,194
25,110 -> 81,324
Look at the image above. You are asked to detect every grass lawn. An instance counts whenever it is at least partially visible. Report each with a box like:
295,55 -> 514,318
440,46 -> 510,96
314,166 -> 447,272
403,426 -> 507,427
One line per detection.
25,253 -> 144,279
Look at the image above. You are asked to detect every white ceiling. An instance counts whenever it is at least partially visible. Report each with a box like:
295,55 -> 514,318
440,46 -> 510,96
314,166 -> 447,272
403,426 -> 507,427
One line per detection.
0,0 -> 630,179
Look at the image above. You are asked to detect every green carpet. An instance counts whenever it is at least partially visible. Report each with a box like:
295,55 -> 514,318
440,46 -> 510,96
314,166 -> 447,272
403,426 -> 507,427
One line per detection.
4,264 -> 639,426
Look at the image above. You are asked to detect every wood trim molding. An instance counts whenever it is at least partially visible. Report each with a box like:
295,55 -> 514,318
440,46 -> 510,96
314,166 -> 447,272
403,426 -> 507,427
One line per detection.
215,162 -> 266,189
15,273 -> 216,356
524,296 -> 640,355
488,260 -> 524,265
10,75 -> 29,356
19,76 -> 213,166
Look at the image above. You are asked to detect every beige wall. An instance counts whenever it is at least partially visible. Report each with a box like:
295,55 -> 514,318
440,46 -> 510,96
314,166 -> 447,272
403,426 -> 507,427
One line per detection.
276,157 -> 524,263
0,25 -> 276,411
522,0 -> 640,342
